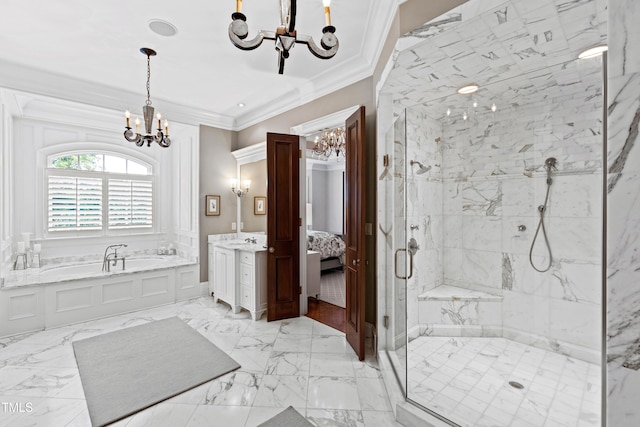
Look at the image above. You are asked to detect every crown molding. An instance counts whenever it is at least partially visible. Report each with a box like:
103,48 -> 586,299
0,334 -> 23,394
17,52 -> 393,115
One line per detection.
290,105 -> 359,136
231,141 -> 266,165
231,1 -> 400,131
4,89 -> 196,136
0,59 -> 235,130
0,1 -> 401,133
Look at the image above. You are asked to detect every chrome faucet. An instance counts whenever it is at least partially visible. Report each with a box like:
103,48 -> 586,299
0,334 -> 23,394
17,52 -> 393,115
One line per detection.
245,237 -> 257,244
102,244 -> 128,272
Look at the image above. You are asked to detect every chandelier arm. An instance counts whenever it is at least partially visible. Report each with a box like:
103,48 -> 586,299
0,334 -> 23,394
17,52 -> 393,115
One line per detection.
229,15 -> 267,50
124,129 -> 141,143
297,32 -> 339,60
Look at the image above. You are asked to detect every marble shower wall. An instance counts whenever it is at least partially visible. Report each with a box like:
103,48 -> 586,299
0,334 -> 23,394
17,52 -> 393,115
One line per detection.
401,68 -> 604,358
439,84 -> 603,356
606,0 -> 640,424
405,109 -> 444,336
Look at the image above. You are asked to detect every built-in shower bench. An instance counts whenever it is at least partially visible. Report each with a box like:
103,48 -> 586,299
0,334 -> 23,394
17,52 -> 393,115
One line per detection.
418,285 -> 502,302
417,285 -> 503,337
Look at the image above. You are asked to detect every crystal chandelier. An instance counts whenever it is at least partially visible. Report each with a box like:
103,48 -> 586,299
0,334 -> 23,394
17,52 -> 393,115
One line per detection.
229,0 -> 339,74
124,48 -> 171,148
313,127 -> 345,158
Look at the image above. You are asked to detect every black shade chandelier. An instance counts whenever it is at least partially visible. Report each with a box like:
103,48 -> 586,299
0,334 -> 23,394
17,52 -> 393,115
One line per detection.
229,0 -> 339,74
313,127 -> 345,158
124,48 -> 171,148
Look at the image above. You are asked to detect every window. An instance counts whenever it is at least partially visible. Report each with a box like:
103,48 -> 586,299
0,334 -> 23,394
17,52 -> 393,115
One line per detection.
47,152 -> 153,233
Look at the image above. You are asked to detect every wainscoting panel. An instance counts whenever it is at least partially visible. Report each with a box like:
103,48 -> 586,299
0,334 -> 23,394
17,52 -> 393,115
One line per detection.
102,279 -> 135,304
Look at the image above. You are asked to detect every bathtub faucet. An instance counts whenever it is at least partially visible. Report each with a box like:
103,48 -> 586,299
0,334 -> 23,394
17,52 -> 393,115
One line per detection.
103,244 -> 128,272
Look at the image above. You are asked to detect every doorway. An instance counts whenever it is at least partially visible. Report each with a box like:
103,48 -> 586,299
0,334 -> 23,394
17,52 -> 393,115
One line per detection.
286,105 -> 367,360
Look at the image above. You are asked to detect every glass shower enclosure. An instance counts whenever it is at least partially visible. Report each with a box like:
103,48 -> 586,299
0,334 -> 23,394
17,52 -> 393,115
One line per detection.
379,6 -> 606,423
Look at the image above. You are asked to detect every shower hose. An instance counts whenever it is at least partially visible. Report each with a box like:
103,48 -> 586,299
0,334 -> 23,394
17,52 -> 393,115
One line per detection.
529,171 -> 553,272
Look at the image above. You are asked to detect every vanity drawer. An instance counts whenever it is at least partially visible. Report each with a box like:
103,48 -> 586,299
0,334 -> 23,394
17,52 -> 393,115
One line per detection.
239,251 -> 253,265
239,262 -> 252,285
240,285 -> 252,307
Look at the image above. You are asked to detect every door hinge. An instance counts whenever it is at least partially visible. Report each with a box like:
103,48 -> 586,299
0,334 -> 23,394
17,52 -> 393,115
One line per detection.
299,217 -> 302,226
299,149 -> 302,158
299,286 -> 302,295
383,315 -> 389,329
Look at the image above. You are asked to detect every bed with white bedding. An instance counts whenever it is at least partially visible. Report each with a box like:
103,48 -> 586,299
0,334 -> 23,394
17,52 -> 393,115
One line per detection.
306,230 -> 346,271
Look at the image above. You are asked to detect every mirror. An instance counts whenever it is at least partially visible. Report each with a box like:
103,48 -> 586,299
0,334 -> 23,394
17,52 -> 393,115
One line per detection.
240,159 -> 267,232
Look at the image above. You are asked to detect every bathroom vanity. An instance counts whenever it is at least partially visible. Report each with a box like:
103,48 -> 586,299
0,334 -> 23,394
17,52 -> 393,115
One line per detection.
208,238 -> 267,321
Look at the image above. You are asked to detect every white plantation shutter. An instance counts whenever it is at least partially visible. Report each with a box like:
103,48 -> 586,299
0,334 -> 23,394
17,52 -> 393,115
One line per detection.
48,175 -> 102,230
108,179 -> 153,228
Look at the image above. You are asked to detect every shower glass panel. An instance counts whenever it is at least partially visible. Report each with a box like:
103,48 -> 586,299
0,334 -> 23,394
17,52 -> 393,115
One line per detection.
399,56 -> 604,427
384,110 -> 408,394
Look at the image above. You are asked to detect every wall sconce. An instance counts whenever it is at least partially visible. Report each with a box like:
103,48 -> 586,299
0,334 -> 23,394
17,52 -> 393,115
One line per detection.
230,178 -> 251,197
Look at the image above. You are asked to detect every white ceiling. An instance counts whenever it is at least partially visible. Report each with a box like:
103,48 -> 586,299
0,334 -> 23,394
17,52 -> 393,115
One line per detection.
0,0 -> 395,130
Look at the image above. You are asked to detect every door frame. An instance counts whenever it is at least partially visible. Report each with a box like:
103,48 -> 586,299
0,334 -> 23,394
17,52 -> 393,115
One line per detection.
290,105 -> 360,316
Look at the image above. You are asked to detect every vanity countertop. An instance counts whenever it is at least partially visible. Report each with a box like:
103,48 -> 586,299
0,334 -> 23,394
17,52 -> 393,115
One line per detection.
211,240 -> 267,253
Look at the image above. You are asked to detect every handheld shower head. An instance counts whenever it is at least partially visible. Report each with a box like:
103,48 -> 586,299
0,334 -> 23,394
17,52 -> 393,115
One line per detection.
410,160 -> 431,175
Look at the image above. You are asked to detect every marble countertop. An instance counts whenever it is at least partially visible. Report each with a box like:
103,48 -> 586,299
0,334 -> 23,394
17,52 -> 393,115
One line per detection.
1,255 -> 197,290
210,240 -> 267,253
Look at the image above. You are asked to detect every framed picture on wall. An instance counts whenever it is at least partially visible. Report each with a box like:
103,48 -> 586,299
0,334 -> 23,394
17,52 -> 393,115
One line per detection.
254,196 -> 266,215
206,195 -> 220,216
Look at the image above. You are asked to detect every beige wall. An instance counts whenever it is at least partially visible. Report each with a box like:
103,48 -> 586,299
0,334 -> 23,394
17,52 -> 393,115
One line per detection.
232,0 -> 465,325
199,0 -> 467,318
199,125 -> 237,281
240,159 -> 267,232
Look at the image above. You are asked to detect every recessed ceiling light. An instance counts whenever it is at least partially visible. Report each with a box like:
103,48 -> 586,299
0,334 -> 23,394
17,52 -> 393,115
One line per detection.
237,103 -> 245,108
148,19 -> 178,37
458,84 -> 479,95
578,45 -> 608,59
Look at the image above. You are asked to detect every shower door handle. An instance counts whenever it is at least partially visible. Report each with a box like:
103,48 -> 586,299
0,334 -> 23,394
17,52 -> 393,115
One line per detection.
394,248 -> 414,280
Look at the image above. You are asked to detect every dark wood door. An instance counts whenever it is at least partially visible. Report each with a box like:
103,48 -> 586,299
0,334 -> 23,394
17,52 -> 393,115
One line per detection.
345,106 -> 366,360
266,132 -> 300,321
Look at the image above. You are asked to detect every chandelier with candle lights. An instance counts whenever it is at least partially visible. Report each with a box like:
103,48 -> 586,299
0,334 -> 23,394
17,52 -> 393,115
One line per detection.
124,48 -> 171,148
229,0 -> 339,74
313,127 -> 345,158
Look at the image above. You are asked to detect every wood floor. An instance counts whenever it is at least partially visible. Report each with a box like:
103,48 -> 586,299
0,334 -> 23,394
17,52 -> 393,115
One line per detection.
305,297 -> 346,333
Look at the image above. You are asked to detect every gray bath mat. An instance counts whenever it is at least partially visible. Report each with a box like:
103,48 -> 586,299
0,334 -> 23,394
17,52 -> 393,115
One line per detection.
258,406 -> 313,427
72,317 -> 240,427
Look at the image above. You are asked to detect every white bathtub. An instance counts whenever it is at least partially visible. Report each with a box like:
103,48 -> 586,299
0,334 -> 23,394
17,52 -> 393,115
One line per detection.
0,255 -> 201,337
39,256 -> 172,281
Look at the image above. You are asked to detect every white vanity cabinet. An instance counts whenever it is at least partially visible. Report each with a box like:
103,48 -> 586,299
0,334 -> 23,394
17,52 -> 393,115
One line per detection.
210,246 -> 240,313
208,241 -> 267,320
238,250 -> 268,320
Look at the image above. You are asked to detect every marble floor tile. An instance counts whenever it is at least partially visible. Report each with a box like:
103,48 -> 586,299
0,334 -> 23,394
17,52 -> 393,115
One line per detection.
307,376 -> 361,410
311,335 -> 353,354
169,371 -> 260,406
356,377 -> 392,412
123,402 -> 199,427
264,351 -> 311,376
0,297 -> 393,427
306,408 -> 365,427
273,334 -> 313,353
309,352 -> 356,377
186,405 -> 251,427
252,375 -> 308,408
